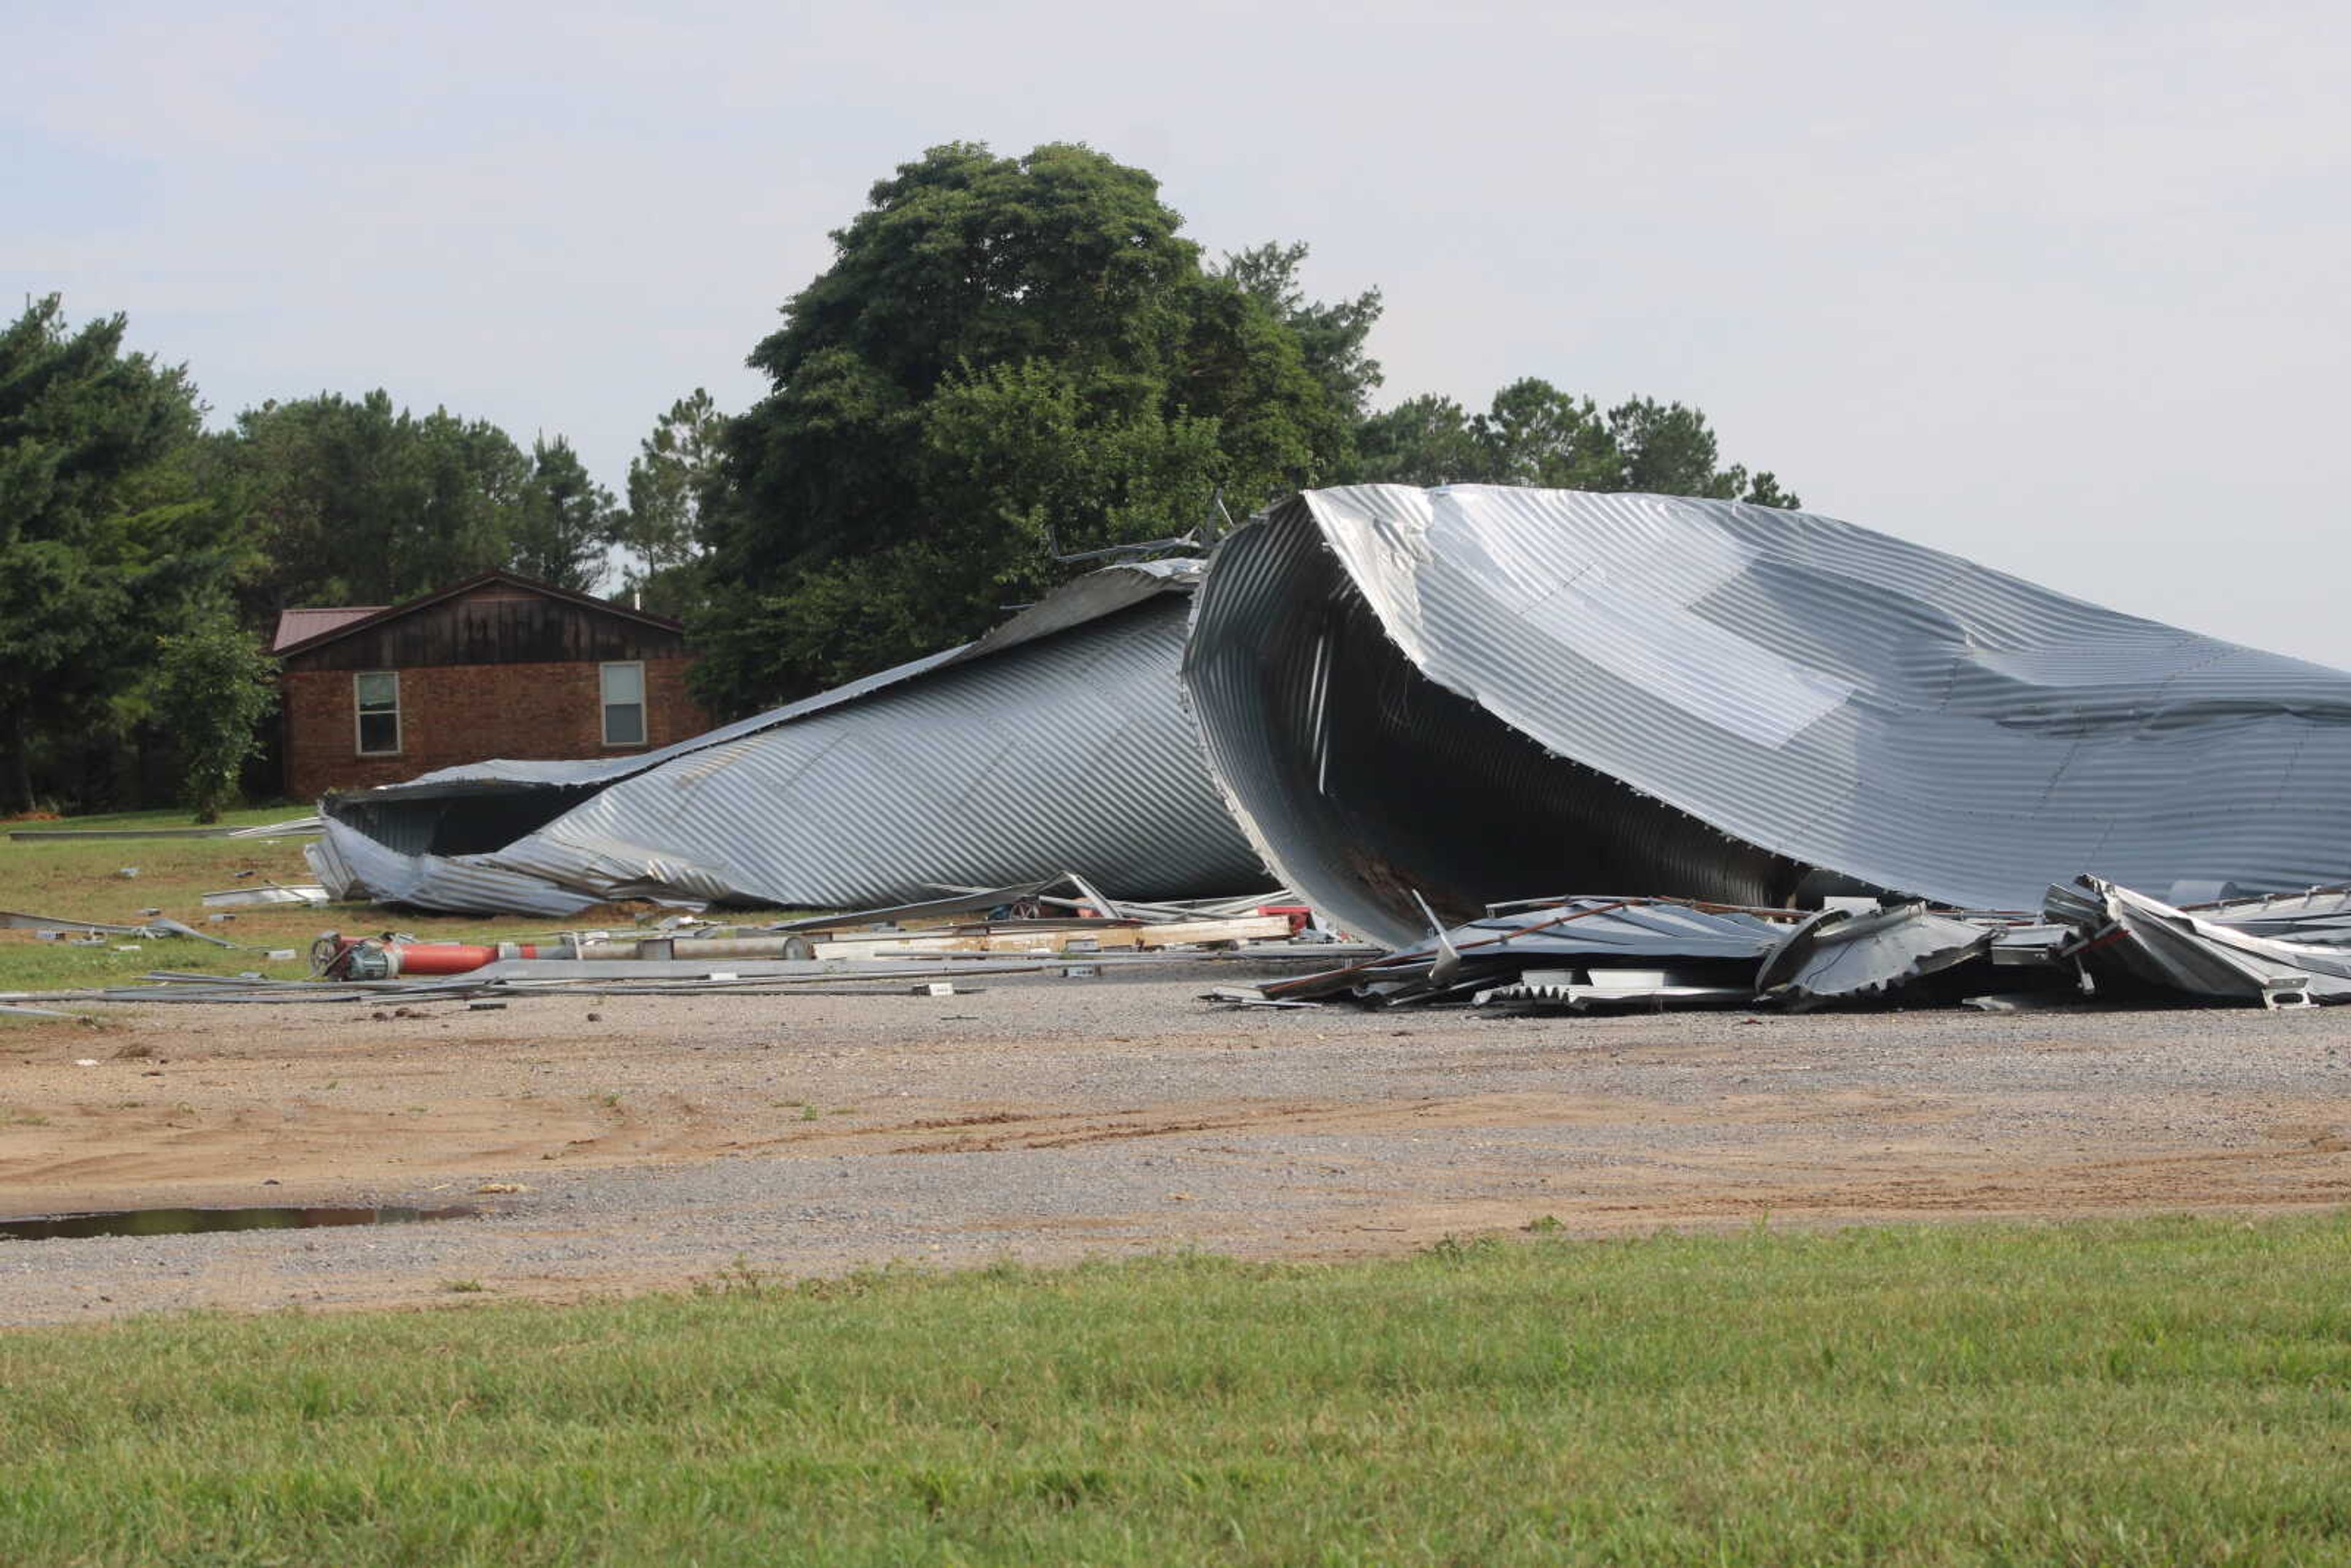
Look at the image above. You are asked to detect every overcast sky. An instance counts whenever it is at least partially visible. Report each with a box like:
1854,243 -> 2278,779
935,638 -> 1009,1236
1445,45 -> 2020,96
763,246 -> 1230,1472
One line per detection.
10,1 -> 2346,662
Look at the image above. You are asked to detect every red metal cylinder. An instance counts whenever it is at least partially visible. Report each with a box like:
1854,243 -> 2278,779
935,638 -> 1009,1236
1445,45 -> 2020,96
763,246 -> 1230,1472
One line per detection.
387,943 -> 501,975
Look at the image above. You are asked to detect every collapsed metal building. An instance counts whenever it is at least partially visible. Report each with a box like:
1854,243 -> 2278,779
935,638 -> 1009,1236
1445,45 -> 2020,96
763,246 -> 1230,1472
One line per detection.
1182,485 -> 2351,949
309,561 -> 1264,916
317,484 -> 2351,958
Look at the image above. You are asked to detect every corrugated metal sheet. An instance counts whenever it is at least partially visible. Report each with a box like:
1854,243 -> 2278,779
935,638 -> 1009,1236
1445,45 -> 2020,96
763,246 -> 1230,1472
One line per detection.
310,561 -> 1264,914
1184,485 -> 2351,949
1754,904 -> 1993,1004
2050,875 -> 2351,1004
1259,896 -> 1799,1004
2184,883 -> 2351,945
340,558 -> 1200,806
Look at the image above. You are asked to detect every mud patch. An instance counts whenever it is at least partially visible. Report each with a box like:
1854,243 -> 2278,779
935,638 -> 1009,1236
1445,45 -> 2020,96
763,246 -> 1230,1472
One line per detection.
0,1203 -> 479,1243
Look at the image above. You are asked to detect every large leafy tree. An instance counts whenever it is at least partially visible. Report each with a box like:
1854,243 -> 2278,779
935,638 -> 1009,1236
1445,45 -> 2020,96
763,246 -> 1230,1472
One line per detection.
696,141 -> 1352,713
1355,377 -> 1799,506
0,296 -> 249,809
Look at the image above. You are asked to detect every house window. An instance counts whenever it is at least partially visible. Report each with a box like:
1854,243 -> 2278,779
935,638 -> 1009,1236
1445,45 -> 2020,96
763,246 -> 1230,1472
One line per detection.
354,672 -> 400,756
601,661 -> 646,746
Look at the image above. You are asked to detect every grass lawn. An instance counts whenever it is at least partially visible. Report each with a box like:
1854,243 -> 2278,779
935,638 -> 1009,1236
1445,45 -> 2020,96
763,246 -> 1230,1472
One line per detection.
3,1215 -> 2350,1564
0,811 -> 792,997
2,803 -> 313,833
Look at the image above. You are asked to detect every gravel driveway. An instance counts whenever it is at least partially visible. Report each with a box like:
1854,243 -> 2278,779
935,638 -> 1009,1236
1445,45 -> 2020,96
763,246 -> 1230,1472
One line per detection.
4,962 -> 2348,1324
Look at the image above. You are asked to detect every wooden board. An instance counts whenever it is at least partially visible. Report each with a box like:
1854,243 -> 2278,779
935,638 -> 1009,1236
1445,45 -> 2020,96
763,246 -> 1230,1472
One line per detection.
809,915 -> 1294,959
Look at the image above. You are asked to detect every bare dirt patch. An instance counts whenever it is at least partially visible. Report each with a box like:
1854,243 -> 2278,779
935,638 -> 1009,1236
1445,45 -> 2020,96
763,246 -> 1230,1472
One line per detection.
4,968 -> 2350,1322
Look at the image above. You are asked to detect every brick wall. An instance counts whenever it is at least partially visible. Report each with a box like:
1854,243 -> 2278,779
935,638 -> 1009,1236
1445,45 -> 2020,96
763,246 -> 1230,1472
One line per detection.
283,658 -> 710,799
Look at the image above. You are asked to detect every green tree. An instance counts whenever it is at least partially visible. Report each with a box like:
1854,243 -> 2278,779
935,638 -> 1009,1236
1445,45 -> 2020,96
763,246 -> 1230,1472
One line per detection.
1354,394 -> 1487,486
696,141 -> 1351,713
1218,242 -> 1384,421
0,296 -> 249,809
150,603 -> 279,822
1605,396 -> 1796,506
213,391 -> 532,612
613,388 -> 724,617
1354,377 -> 1799,507
1476,378 -> 1622,489
511,434 -> 614,593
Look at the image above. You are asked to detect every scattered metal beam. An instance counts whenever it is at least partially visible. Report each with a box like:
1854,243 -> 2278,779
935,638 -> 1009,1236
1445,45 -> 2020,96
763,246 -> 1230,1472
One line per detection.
200,883 -> 329,909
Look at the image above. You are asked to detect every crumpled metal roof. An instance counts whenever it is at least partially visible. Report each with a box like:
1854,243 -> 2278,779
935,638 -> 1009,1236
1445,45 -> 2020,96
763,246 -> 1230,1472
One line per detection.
1754,903 -> 1993,1005
1259,878 -> 2351,1013
1183,485 -> 2351,949
310,560 -> 1264,914
1261,896 -> 1799,1003
2181,884 -> 2351,946
2048,875 -> 2351,1005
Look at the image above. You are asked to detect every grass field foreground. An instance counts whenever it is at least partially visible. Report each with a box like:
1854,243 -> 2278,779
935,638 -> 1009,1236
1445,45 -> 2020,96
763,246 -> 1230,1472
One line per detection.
3,1215 -> 2350,1564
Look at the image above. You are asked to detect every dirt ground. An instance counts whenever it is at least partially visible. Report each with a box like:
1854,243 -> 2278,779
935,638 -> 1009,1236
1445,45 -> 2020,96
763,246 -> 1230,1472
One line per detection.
6,961 -> 2351,1324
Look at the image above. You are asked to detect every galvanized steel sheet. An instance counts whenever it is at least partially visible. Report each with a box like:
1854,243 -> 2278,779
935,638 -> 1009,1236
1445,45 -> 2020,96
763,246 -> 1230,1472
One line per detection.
311,561 -> 1264,914
1183,485 -> 2351,948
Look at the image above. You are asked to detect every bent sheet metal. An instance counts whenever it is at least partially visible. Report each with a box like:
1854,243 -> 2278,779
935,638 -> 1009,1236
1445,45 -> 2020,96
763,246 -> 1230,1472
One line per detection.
1183,485 -> 2351,948
1261,879 -> 2351,1016
2049,875 -> 2351,1007
309,561 -> 1264,915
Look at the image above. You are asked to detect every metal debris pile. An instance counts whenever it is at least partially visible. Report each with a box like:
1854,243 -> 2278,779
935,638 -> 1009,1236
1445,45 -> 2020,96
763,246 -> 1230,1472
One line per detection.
2,876 -> 1339,1016
302,874 -> 1318,983
1183,486 -> 2351,950
99,481 -> 2351,1023
1242,876 -> 2351,1013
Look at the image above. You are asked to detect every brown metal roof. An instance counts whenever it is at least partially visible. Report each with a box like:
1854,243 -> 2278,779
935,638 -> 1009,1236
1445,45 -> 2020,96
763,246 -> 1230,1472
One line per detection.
271,606 -> 385,653
269,569 -> 685,659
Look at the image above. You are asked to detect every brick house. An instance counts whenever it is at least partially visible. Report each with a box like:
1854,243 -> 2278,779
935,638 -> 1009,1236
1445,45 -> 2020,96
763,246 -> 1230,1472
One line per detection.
272,569 -> 709,800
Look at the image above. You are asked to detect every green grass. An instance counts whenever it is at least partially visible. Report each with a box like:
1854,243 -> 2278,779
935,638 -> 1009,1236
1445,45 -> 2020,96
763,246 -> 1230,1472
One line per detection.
6,1215 -> 2351,1564
0,819 -> 798,995
3,803 -> 309,833
0,825 -> 319,992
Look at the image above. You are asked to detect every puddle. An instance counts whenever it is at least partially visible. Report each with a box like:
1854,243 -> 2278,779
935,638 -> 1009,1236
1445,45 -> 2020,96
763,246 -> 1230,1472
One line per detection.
0,1204 -> 479,1242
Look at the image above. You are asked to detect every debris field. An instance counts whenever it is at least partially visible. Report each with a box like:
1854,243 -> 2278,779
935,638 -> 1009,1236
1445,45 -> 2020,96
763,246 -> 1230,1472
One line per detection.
279,483 -> 2351,1019
11,481 -> 2351,1311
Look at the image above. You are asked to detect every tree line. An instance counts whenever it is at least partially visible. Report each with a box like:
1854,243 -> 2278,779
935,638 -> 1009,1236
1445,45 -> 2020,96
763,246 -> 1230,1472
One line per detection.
2,139 -> 1797,816
0,297 -> 720,814
690,144 -> 1798,710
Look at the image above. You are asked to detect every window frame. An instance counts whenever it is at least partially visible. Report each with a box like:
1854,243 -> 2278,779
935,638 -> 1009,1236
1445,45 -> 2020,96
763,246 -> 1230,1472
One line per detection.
600,660 -> 647,748
353,670 -> 402,757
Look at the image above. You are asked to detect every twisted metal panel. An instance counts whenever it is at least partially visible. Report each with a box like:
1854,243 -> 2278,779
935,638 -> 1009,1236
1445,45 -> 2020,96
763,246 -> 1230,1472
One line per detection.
312,563 -> 1264,913
1185,485 -> 2351,947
